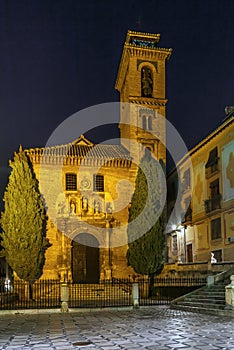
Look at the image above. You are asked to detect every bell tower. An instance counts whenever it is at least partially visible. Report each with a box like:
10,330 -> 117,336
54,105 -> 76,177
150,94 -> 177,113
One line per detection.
115,30 -> 172,163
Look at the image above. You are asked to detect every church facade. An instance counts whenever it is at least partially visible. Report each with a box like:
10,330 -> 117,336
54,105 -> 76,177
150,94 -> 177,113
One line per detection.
24,30 -> 172,282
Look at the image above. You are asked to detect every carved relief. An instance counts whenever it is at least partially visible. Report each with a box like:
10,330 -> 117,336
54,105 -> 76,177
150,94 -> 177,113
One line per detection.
80,176 -> 91,189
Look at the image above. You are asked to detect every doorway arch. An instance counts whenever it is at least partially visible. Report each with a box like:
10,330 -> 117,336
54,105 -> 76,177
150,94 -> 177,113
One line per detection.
72,233 -> 100,283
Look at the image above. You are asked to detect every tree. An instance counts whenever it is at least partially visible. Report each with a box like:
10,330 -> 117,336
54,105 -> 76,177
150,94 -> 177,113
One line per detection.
0,147 -> 49,296
126,152 -> 165,295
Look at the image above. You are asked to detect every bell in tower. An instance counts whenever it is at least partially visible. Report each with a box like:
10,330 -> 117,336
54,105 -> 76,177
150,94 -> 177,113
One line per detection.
115,30 -> 172,164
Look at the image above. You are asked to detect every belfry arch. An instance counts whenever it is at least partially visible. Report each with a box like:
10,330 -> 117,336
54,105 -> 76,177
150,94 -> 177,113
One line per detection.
72,233 -> 100,283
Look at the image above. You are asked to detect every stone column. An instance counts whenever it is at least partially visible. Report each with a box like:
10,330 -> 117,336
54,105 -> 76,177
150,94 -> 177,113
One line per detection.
104,220 -> 112,280
61,282 -> 69,312
225,275 -> 234,308
57,219 -> 69,282
132,282 -> 139,309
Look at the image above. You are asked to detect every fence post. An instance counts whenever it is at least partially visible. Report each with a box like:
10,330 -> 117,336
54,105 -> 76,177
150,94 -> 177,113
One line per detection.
225,275 -> 234,309
61,282 -> 69,312
132,282 -> 139,309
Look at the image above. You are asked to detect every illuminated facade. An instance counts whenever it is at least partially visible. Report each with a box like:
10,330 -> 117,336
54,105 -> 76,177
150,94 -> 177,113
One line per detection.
24,31 -> 172,282
167,113 -> 234,264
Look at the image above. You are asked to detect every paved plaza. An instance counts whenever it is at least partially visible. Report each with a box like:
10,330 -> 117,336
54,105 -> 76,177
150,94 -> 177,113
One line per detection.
0,306 -> 233,350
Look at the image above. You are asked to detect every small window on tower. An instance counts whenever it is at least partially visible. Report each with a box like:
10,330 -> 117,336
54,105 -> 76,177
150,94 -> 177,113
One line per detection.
93,174 -> 104,192
142,115 -> 147,130
148,115 -> 152,130
141,67 -> 153,97
65,173 -> 77,191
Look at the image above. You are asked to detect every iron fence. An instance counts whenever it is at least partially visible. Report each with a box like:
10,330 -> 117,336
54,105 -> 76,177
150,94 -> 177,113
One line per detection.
138,277 -> 207,306
69,279 -> 132,308
0,279 -> 60,310
0,276 -> 207,310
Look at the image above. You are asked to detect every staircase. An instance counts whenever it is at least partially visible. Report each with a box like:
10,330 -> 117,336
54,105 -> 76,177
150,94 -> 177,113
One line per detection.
171,270 -> 234,317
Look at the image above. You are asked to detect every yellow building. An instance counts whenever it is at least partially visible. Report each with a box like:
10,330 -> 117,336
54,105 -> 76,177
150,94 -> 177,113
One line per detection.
167,111 -> 234,264
24,30 -> 172,282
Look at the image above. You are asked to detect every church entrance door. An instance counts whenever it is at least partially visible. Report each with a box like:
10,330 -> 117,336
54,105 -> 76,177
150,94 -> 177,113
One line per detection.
72,233 -> 100,283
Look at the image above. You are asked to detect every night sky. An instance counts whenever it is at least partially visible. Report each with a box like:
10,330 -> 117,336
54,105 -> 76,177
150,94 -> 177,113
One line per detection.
1,0 -> 234,201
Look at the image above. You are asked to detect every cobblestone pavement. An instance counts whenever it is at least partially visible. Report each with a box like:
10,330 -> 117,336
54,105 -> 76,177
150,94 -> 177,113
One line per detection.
0,306 -> 233,350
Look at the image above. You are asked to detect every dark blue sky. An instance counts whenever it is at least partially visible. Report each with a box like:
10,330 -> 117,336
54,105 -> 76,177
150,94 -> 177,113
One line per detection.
0,0 -> 234,191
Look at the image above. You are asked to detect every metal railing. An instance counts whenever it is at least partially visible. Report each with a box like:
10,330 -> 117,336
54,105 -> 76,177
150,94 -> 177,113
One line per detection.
138,277 -> 207,306
0,279 -> 60,310
69,279 -> 132,308
0,277 -> 207,310
204,194 -> 222,213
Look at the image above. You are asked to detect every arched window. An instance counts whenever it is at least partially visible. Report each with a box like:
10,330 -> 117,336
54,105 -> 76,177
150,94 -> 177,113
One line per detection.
145,147 -> 152,159
141,67 -> 153,97
142,115 -> 147,130
148,115 -> 152,130
142,115 -> 153,131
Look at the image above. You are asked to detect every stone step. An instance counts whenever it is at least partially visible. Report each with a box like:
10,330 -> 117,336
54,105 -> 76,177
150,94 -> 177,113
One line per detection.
170,274 -> 234,317
197,289 -> 225,295
171,304 -> 232,317
180,301 -> 225,309
195,292 -> 225,298
195,294 -> 225,300
208,285 -> 226,289
185,297 -> 225,304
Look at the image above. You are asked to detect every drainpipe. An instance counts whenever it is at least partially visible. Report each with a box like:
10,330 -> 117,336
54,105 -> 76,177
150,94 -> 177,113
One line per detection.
183,226 -> 187,263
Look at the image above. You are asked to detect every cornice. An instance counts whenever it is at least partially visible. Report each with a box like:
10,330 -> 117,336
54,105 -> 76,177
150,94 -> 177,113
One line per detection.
127,44 -> 172,59
176,116 -> 234,168
126,30 -> 161,42
129,97 -> 168,106
25,149 -> 132,168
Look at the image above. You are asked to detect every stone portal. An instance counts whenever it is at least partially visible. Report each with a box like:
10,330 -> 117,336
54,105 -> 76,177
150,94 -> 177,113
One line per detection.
72,233 -> 100,283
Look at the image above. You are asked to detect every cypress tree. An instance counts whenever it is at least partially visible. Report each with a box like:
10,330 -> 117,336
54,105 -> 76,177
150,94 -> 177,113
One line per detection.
126,152 -> 165,293
0,147 -> 49,293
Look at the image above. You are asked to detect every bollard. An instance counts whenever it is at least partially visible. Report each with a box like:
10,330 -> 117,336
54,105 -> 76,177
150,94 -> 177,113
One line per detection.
225,275 -> 234,308
132,282 -> 139,309
61,283 -> 69,312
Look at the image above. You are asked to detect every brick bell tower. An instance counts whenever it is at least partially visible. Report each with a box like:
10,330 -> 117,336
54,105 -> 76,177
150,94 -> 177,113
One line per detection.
115,30 -> 172,164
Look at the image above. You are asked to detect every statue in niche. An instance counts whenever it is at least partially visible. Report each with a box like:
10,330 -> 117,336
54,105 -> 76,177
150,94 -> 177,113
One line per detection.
141,67 -> 153,97
82,197 -> 88,211
57,200 -> 69,216
94,200 -> 100,214
57,201 -> 65,215
106,202 -> 112,214
70,200 -> 76,215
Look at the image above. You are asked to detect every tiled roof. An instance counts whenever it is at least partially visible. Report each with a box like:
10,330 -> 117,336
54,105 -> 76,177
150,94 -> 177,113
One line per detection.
25,141 -> 132,167
27,143 -> 131,159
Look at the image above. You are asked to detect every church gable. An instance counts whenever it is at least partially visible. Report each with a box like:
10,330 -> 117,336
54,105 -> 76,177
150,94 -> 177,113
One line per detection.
72,135 -> 94,147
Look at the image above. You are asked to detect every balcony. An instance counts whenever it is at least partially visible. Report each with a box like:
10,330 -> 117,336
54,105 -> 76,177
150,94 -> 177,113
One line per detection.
205,161 -> 219,179
204,194 -> 222,214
